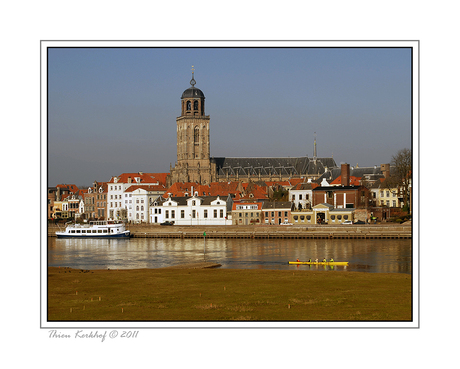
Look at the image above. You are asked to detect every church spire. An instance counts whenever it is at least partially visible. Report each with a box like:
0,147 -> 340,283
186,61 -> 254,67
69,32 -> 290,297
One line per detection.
313,132 -> 317,162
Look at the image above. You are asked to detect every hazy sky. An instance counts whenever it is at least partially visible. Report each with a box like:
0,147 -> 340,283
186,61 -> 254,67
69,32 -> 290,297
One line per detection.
47,45 -> 412,186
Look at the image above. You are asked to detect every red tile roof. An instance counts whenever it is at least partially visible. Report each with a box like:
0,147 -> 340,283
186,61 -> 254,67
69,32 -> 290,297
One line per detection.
108,173 -> 169,185
124,184 -> 167,193
330,175 -> 362,186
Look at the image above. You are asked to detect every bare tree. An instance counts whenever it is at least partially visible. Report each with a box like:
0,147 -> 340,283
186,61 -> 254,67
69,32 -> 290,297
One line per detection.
391,148 -> 412,212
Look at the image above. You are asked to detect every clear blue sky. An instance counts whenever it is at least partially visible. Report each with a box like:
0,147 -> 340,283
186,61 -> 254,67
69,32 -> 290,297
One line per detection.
47,46 -> 412,186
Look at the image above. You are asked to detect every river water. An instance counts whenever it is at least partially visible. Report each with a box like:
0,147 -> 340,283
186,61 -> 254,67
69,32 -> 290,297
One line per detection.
47,237 -> 412,274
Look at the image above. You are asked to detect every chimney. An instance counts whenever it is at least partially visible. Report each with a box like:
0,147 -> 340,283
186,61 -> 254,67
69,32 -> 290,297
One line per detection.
341,163 -> 350,186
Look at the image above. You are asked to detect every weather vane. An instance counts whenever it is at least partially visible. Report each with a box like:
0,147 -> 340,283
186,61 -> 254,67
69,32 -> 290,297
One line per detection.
190,65 -> 196,87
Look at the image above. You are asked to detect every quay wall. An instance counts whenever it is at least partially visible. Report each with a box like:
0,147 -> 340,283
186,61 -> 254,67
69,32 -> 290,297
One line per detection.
47,224 -> 412,240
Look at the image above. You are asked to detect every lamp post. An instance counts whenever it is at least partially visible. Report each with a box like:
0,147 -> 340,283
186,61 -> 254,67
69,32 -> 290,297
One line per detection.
203,231 -> 206,261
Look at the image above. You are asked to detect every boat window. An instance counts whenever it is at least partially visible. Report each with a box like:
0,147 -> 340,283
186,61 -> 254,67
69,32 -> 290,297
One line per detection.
98,230 -> 102,233
103,230 -> 108,233
76,230 -> 81,233
70,230 -> 75,233
92,230 -> 97,233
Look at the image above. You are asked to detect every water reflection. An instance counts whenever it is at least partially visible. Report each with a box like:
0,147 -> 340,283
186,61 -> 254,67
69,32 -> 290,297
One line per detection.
47,237 -> 411,274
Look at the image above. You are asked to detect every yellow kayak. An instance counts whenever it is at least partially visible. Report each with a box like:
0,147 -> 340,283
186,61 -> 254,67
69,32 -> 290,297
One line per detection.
289,261 -> 348,266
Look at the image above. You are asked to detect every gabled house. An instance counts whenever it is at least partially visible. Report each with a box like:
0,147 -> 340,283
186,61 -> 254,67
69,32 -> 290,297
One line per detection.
107,172 -> 167,220
125,184 -> 167,223
83,181 -> 108,220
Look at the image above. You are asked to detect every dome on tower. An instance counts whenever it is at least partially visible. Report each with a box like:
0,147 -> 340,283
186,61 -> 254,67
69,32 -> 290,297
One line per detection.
181,86 -> 205,99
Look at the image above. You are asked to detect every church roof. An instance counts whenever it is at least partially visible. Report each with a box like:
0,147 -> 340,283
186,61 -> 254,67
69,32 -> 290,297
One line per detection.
213,156 -> 337,177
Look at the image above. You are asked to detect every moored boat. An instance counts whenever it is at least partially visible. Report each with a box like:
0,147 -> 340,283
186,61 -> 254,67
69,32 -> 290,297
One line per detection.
289,261 -> 348,266
55,220 -> 131,239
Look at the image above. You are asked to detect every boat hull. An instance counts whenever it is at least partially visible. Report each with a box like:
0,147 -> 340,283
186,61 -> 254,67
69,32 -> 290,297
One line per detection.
289,261 -> 348,266
56,232 -> 131,239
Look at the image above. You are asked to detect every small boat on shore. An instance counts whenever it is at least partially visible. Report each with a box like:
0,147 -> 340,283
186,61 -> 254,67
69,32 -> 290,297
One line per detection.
56,221 -> 131,239
289,261 -> 348,266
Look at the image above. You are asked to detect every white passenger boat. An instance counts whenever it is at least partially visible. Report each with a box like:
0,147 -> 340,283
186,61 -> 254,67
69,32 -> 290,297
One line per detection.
55,220 -> 131,239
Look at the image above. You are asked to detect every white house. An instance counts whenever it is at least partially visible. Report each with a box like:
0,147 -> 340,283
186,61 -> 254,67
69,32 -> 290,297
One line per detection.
289,180 -> 314,210
124,184 -> 167,223
107,172 -> 166,220
150,195 -> 232,225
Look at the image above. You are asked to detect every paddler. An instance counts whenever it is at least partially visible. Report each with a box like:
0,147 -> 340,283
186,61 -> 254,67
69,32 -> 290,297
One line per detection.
308,258 -> 312,262
322,258 -> 327,262
296,258 -> 300,262
330,258 -> 334,262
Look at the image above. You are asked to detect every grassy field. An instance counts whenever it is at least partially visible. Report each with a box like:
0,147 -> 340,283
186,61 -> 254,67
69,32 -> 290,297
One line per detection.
47,267 -> 412,321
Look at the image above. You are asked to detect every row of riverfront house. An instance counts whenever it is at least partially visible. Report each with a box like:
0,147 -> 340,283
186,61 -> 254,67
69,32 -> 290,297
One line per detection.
48,163 -> 410,225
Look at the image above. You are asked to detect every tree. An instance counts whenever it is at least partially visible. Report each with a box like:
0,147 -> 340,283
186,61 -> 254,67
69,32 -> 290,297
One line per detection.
391,148 -> 412,212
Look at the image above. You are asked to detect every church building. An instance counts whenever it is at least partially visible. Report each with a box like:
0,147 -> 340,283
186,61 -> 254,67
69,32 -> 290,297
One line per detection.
168,69 -> 337,186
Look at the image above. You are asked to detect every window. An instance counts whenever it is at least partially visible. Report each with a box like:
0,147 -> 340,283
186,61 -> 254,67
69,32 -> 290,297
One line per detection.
192,210 -> 196,218
194,126 -> 199,145
171,210 -> 175,219
194,100 -> 199,111
204,210 -> 208,218
220,209 -> 224,218
214,209 -> 218,218
165,210 -> 169,219
181,210 -> 185,218
299,194 -> 302,200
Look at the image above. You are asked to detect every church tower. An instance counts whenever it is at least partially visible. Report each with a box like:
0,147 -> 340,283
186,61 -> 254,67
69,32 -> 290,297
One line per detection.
169,68 -> 215,185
